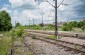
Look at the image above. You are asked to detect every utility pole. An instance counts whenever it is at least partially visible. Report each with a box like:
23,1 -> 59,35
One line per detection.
35,0 -> 64,36
55,0 -> 58,36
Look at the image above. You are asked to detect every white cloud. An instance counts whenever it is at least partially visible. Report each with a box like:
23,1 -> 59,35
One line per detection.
9,0 -> 37,7
9,0 -> 24,6
57,0 -> 83,21
9,0 -> 55,25
0,7 -> 12,13
11,8 -> 55,26
10,0 -> 84,26
11,9 -> 42,26
39,0 -> 54,12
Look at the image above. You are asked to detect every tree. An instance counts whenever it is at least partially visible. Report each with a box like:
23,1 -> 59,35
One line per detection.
77,21 -> 84,28
0,10 -> 12,31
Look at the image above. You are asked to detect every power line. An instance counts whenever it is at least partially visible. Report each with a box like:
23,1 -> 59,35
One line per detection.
62,0 -> 81,6
45,0 -> 55,8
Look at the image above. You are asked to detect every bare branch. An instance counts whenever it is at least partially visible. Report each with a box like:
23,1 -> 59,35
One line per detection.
57,0 -> 64,8
46,0 -> 55,8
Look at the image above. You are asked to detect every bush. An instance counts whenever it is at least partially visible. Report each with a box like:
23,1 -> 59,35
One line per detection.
10,28 -> 24,38
16,29 -> 24,37
81,26 -> 85,31
61,26 -> 72,31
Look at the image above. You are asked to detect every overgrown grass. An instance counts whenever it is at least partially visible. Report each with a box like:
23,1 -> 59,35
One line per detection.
0,27 -> 25,55
0,36 -> 11,55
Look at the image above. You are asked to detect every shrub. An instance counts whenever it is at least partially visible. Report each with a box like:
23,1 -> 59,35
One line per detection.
81,26 -> 85,31
61,26 -> 72,31
10,28 -> 24,38
16,29 -> 24,37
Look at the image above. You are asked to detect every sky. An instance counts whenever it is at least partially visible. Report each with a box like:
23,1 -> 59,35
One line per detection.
0,0 -> 85,26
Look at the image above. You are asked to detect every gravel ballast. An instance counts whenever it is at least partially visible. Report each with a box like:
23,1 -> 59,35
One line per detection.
24,36 -> 82,55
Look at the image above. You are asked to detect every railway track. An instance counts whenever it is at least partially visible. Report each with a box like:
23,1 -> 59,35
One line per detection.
27,30 -> 85,39
28,32 -> 85,54
23,37 -> 37,55
10,30 -> 85,55
10,38 -> 36,55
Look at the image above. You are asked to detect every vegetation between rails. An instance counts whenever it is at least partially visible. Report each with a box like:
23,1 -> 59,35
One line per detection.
47,35 -> 60,39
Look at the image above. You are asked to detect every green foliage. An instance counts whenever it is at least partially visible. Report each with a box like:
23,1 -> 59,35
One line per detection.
44,24 -> 54,30
62,21 -> 85,31
77,21 -> 85,28
0,10 -> 12,31
16,29 -> 24,37
47,35 -> 58,39
62,22 -> 73,31
63,22 -> 67,26
10,28 -> 24,38
26,25 -> 42,30
62,26 -> 68,31
81,25 -> 85,31
26,24 -> 54,30
0,37 -> 11,55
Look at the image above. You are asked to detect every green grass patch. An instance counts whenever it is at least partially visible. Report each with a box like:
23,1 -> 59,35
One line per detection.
47,35 -> 59,39
0,36 -> 11,55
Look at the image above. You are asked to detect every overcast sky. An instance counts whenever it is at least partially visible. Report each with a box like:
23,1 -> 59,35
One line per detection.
0,0 -> 85,26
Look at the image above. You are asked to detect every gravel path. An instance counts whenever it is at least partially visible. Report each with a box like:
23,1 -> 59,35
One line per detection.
24,36 -> 82,55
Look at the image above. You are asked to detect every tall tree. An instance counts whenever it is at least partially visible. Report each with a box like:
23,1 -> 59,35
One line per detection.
0,10 -> 12,31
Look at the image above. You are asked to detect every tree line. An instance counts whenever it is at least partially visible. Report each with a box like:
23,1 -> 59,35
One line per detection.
62,21 -> 85,31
